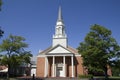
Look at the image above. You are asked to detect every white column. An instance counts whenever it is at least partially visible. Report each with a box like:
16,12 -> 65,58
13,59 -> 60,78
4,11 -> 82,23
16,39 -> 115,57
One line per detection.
44,57 -> 48,77
71,55 -> 74,77
46,57 -> 48,77
52,56 -> 55,77
44,57 -> 47,77
63,56 -> 66,77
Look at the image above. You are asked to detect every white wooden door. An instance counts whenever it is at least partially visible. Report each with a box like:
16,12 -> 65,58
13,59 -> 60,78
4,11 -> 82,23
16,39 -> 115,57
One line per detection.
31,68 -> 36,76
56,67 -> 64,77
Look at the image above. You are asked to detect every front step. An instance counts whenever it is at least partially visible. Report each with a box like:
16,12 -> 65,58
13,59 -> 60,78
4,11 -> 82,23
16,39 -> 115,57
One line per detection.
44,77 -> 89,80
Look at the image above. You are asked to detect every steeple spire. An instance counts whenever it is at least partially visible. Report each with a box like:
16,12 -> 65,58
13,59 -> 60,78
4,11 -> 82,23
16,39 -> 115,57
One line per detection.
58,6 -> 63,21
52,6 -> 67,47
53,6 -> 66,38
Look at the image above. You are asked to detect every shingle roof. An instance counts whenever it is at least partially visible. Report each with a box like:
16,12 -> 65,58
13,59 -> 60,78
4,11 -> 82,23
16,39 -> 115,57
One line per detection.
67,46 -> 78,54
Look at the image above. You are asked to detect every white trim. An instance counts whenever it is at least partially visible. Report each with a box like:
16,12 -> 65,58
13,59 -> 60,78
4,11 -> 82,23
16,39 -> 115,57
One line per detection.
75,54 -> 81,56
37,54 -> 81,57
37,55 -> 46,57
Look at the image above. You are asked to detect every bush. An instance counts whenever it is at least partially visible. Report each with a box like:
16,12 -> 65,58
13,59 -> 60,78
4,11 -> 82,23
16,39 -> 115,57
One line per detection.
79,74 -> 93,79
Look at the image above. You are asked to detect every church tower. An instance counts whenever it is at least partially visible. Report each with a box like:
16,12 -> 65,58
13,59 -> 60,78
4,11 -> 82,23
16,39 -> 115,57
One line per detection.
53,6 -> 67,47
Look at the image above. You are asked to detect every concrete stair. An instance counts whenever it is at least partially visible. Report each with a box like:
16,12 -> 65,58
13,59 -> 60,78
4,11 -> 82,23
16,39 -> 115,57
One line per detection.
44,77 -> 89,80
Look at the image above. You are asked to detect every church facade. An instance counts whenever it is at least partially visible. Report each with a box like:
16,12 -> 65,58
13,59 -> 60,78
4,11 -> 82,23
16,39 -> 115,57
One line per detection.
36,6 -> 85,77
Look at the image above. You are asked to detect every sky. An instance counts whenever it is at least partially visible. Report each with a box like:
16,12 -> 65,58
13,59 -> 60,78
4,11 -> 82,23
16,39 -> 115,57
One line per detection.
0,0 -> 120,55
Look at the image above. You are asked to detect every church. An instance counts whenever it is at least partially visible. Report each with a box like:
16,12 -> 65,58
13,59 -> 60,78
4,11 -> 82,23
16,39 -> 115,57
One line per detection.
36,6 -> 85,77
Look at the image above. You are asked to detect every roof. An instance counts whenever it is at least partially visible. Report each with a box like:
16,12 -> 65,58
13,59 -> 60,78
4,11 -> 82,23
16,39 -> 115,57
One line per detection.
0,68 -> 8,72
0,66 -> 8,73
38,44 -> 79,55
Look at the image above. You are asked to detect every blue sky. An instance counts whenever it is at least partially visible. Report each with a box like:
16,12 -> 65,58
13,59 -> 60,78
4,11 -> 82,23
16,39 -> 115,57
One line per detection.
0,0 -> 120,55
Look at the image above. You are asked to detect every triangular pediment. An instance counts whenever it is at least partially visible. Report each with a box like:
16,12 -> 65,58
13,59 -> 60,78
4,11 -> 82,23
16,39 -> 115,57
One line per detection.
48,45 -> 71,54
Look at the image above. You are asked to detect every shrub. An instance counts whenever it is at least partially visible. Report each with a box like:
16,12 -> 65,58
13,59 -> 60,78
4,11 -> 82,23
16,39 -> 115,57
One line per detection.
78,74 -> 93,79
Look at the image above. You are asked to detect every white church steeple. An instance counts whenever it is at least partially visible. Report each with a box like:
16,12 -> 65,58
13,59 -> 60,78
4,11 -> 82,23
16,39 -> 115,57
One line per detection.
54,6 -> 66,38
53,6 -> 67,47
58,6 -> 62,21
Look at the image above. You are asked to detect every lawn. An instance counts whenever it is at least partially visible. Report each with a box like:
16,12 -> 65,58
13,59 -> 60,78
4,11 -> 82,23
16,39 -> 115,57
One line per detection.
94,76 -> 120,80
0,78 -> 17,80
0,76 -> 120,80
0,77 -> 43,80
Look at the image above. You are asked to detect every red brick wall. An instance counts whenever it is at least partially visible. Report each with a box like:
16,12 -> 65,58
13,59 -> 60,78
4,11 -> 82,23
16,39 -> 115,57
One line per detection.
76,56 -> 84,76
36,57 -> 45,77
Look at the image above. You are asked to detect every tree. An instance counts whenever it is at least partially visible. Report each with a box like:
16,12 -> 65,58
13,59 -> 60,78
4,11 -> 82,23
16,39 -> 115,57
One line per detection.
111,59 -> 120,76
0,0 -> 2,11
0,34 -> 32,78
0,27 -> 4,38
0,0 -> 4,37
77,24 -> 120,79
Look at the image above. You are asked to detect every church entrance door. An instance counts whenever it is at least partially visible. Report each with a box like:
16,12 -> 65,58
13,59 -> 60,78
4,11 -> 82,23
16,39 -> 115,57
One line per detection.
56,67 -> 63,77
56,64 -> 64,77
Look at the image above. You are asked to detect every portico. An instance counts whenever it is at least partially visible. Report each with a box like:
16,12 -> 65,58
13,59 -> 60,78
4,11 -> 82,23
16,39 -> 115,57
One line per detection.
44,54 -> 74,77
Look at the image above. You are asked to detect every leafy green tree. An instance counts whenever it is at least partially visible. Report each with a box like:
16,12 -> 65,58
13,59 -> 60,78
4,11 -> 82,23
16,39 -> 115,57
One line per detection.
0,0 -> 4,37
0,34 -> 32,78
77,24 -> 120,79
0,0 -> 2,11
111,59 -> 120,76
0,0 -> 2,5
0,27 -> 4,38
112,66 -> 120,76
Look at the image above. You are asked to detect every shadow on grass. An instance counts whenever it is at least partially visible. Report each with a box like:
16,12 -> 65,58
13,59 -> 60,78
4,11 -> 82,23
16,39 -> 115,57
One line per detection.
0,77 -> 120,80
0,77 -> 43,80
93,77 -> 120,80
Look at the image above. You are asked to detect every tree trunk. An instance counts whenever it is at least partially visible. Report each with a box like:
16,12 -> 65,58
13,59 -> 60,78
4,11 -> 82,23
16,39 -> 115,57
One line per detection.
7,64 -> 11,79
104,66 -> 108,80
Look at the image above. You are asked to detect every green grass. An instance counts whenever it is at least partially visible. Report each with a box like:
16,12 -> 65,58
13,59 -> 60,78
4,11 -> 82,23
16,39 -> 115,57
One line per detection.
0,76 -> 120,80
109,76 -> 120,80
0,78 -> 17,80
94,76 -> 120,80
